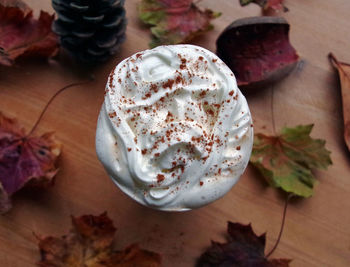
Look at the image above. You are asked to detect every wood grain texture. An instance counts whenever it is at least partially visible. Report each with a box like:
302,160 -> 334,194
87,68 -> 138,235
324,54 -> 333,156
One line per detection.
1,0 -> 350,266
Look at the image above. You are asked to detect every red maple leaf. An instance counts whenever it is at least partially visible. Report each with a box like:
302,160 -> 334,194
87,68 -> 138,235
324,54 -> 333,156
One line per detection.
0,0 -> 59,66
0,112 -> 61,213
197,222 -> 291,266
138,0 -> 221,47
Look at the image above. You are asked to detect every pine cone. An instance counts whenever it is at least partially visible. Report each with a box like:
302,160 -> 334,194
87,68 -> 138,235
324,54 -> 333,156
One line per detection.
52,0 -> 127,63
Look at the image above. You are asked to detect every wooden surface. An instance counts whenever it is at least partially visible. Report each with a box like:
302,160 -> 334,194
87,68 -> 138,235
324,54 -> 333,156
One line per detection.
1,0 -> 350,266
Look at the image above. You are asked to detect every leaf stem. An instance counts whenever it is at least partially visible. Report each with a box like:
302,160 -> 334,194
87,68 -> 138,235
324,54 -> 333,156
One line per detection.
194,0 -> 204,5
329,52 -> 350,81
27,79 -> 93,137
266,193 -> 292,258
328,52 -> 350,68
270,86 -> 277,135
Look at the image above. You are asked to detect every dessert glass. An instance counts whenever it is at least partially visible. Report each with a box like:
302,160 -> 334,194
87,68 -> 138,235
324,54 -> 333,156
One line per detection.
96,45 -> 253,211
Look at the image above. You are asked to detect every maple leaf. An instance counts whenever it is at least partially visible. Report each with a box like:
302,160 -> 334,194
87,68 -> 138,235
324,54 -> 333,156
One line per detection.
0,0 -> 59,66
37,213 -> 162,267
329,53 -> 350,151
0,112 -> 61,213
196,221 -> 291,267
250,125 -> 332,197
138,0 -> 221,48
216,16 -> 299,89
239,0 -> 288,13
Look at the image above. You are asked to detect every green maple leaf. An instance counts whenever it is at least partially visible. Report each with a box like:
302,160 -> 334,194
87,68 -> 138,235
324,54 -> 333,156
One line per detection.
250,125 -> 332,197
138,0 -> 221,48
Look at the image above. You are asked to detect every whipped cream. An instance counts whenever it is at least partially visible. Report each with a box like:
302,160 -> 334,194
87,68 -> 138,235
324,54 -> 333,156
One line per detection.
96,45 -> 253,211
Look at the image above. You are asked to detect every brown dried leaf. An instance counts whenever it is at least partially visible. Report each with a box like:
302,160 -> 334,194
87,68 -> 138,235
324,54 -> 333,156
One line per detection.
37,213 -> 162,267
329,53 -> 350,151
0,0 -> 59,66
0,112 -> 61,214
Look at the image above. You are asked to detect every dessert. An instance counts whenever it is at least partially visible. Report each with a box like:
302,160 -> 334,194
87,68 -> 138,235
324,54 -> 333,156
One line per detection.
96,44 -> 253,211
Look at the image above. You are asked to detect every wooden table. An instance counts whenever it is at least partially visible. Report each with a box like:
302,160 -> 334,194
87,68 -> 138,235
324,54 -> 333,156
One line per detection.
1,0 -> 350,266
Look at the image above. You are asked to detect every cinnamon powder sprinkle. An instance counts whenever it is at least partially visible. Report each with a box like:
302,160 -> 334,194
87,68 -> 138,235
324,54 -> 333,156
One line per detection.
150,83 -> 158,92
109,112 -> 117,118
143,92 -> 152,99
163,79 -> 175,89
206,109 -> 214,116
180,57 -> 187,69
108,69 -> 116,88
175,76 -> 182,84
157,174 -> 165,182
127,148 -> 132,152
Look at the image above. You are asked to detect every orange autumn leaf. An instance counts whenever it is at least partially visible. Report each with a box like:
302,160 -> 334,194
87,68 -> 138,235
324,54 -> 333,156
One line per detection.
37,213 -> 162,267
0,112 -> 61,214
329,53 -> 350,151
0,0 -> 59,66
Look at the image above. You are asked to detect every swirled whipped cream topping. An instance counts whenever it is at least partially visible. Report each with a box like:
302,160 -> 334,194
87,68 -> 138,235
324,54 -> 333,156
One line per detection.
96,45 -> 253,211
